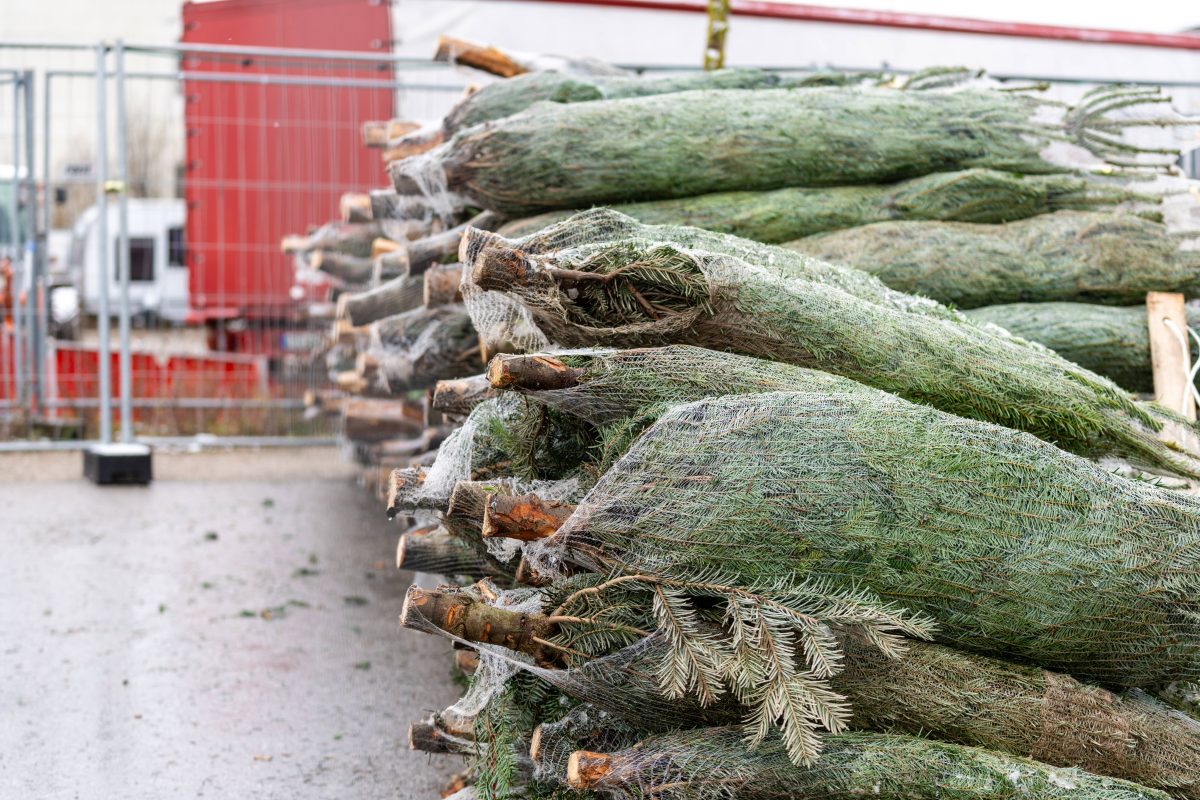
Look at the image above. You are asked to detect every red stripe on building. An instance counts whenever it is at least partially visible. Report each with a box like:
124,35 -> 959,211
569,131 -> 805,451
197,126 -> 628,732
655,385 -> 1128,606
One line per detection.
518,0 -> 1200,51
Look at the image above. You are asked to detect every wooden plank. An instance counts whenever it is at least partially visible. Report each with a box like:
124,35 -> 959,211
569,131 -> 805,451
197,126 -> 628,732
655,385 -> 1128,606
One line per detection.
1147,291 -> 1196,420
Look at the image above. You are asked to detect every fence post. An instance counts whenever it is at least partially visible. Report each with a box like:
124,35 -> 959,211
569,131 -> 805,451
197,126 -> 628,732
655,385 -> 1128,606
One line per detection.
24,69 -> 42,417
94,42 -> 113,444
38,70 -> 52,419
114,40 -> 133,443
10,73 -> 24,410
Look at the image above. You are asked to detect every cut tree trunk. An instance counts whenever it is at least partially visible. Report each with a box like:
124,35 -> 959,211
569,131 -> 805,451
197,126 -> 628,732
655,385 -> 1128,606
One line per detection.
423,262 -> 463,307
408,719 -> 477,756
361,120 -> 389,147
397,527 -> 505,578
335,371 -> 371,396
312,250 -> 374,284
375,249 -> 409,281
406,212 -> 503,276
303,388 -> 345,417
337,193 -> 448,226
362,119 -> 420,148
282,221 -> 398,259
433,35 -> 529,78
372,237 -> 400,257
370,305 -> 480,392
444,480 -> 496,539
341,397 -> 423,443
432,375 -> 497,417
433,35 -> 627,78
339,274 -> 425,327
329,317 -> 369,348
514,557 -> 554,587
481,493 -> 575,541
339,192 -> 374,223
383,125 -> 446,163
387,466 -> 440,518
487,353 -> 584,391
401,584 -> 562,665
359,189 -> 452,222
454,650 -> 479,676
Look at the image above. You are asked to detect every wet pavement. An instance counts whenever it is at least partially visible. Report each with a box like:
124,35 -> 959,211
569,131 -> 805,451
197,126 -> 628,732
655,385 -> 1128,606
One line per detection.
0,449 -> 461,799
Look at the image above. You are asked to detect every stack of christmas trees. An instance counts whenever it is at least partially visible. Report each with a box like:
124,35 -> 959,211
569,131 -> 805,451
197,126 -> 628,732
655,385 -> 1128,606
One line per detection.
300,38 -> 1200,800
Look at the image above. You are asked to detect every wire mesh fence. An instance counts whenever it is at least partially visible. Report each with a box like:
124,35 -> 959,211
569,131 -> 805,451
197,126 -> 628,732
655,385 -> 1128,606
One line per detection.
0,42 -> 468,443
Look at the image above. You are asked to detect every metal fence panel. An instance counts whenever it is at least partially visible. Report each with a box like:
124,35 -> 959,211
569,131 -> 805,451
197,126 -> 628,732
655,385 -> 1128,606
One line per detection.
0,42 -> 468,443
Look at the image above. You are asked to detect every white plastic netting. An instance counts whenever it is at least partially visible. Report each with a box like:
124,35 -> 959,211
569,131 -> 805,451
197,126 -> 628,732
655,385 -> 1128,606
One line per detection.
367,304 -> 479,393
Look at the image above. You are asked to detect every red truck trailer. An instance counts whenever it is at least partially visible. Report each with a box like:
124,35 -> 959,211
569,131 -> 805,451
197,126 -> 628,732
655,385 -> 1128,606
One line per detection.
180,0 -> 394,354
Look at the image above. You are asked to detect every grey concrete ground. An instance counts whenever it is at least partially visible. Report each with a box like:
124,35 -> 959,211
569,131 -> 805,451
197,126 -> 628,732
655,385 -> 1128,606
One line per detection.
0,448 -> 461,799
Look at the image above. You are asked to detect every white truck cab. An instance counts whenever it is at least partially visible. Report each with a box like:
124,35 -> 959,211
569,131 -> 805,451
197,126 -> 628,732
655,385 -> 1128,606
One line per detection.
68,198 -> 189,323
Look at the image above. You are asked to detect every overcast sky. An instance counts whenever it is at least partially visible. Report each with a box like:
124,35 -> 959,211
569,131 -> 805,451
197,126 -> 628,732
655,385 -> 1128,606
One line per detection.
770,0 -> 1198,33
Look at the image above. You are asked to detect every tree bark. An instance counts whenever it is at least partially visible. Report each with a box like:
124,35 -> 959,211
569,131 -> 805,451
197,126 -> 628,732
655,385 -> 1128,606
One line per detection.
372,237 -> 401,257
303,388 -> 344,417
468,241 -> 537,294
329,316 -> 369,347
363,119 -> 421,147
335,371 -> 369,396
355,352 -> 380,383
